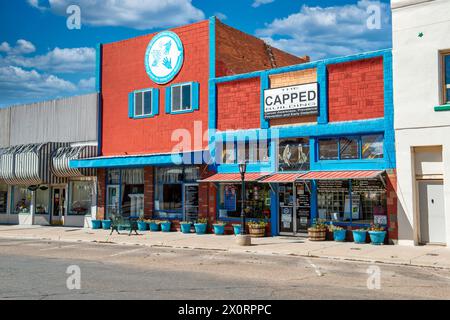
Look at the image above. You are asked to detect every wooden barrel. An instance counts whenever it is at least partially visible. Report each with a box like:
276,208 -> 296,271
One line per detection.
308,228 -> 326,241
249,226 -> 266,238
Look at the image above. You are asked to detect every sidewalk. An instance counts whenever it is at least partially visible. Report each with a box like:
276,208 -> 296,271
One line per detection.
0,225 -> 449,269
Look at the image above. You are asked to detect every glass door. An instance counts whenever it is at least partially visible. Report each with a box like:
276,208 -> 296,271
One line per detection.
52,188 -> 66,225
106,185 -> 120,218
279,184 -> 294,234
184,184 -> 199,222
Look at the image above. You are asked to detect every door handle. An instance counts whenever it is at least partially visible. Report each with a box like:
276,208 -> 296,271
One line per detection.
431,199 -> 434,204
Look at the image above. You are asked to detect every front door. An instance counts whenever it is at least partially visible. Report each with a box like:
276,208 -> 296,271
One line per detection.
52,188 -> 66,225
419,180 -> 446,244
106,185 -> 120,218
279,183 -> 311,236
184,184 -> 199,222
279,184 -> 295,234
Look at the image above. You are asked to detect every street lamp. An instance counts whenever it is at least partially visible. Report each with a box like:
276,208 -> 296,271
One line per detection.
239,162 -> 247,236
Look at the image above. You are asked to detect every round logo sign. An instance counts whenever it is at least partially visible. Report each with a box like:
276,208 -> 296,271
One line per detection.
145,31 -> 184,84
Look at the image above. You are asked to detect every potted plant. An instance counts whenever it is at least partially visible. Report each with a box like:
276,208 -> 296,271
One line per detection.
328,224 -> 346,242
137,217 -> 148,231
180,221 -> 192,234
194,218 -> 208,235
308,219 -> 327,241
352,228 -> 368,244
248,221 -> 268,238
148,220 -> 161,232
213,221 -> 226,235
232,224 -> 242,236
368,224 -> 387,245
92,219 -> 102,230
160,220 -> 171,232
101,219 -> 112,230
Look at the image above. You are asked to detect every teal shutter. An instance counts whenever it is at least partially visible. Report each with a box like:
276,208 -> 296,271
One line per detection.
128,92 -> 134,118
192,82 -> 199,111
165,87 -> 172,114
152,88 -> 159,116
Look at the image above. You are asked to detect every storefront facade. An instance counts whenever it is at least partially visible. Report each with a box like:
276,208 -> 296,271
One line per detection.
0,94 -> 99,228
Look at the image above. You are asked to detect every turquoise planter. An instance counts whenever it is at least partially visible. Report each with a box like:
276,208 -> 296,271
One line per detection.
137,221 -> 148,231
161,222 -> 171,232
194,223 -> 207,235
333,229 -> 346,242
369,231 -> 386,245
352,230 -> 367,244
180,223 -> 192,234
149,222 -> 160,232
233,225 -> 241,235
92,220 -> 102,230
213,224 -> 225,235
101,220 -> 111,230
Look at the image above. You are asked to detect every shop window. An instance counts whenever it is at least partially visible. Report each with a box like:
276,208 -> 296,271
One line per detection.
218,183 -> 270,219
278,138 -> 310,171
220,140 -> 269,165
107,169 -> 120,184
35,187 -> 50,215
340,137 -> 359,160
442,52 -> 450,104
319,138 -> 339,160
166,82 -> 199,114
69,181 -> 94,216
13,187 -> 32,214
121,169 -> 144,218
362,134 -> 384,159
128,88 -> 159,119
221,141 -> 236,164
0,184 -> 7,214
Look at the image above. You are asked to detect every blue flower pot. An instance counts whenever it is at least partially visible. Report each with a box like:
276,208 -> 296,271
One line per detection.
101,220 -> 111,230
333,229 -> 346,242
180,223 -> 192,234
161,222 -> 171,232
352,230 -> 367,244
233,225 -> 242,235
92,220 -> 102,230
213,224 -> 225,235
137,221 -> 148,231
369,231 -> 386,245
149,222 -> 160,232
194,223 -> 207,235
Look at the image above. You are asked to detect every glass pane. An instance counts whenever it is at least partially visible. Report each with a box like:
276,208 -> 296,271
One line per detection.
317,180 -> 350,222
161,184 -> 182,210
172,86 -> 181,111
446,88 -> 450,103
184,166 -> 200,181
70,181 -> 93,215
340,137 -> 359,160
35,188 -> 50,215
319,139 -> 339,160
445,54 -> 450,85
0,184 -> 7,214
13,187 -> 32,214
222,141 -> 236,164
143,91 -> 152,115
156,167 -> 183,183
122,184 -> 144,218
122,169 -> 144,184
135,92 -> 143,116
362,134 -> 384,159
352,179 -> 387,225
107,169 -> 120,184
278,138 -> 310,171
182,85 -> 191,110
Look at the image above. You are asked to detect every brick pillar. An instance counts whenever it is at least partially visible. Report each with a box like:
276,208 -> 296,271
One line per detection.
144,167 -> 154,219
386,169 -> 398,244
96,169 -> 106,220
198,165 -> 216,224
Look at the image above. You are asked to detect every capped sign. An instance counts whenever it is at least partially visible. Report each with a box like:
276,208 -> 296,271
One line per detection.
145,31 -> 184,84
264,83 -> 319,119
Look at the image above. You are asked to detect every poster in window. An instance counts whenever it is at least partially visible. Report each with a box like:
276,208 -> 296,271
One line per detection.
278,138 -> 310,172
224,185 -> 236,211
344,194 -> 360,220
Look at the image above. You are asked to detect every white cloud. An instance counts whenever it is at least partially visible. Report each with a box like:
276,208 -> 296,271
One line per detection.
215,12 -> 227,21
256,0 -> 391,60
252,0 -> 275,8
0,40 -> 36,55
28,0 -> 205,30
78,77 -> 96,91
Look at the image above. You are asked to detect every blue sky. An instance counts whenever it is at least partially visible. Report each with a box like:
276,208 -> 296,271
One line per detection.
0,0 -> 391,107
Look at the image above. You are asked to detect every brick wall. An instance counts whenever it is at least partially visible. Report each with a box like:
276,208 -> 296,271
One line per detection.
328,57 -> 384,122
143,167 -> 154,218
217,77 -> 261,131
386,170 -> 398,243
96,169 -> 106,220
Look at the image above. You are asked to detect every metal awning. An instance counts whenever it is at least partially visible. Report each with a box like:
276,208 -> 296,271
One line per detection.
199,173 -> 268,183
51,146 -> 97,178
297,170 -> 384,181
259,173 -> 306,183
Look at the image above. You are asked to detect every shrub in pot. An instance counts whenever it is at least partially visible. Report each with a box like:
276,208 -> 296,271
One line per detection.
308,219 -> 327,241
368,224 -> 387,245
232,224 -> 242,236
160,220 -> 172,232
194,218 -> 208,235
352,228 -> 368,244
248,221 -> 268,238
137,218 -> 148,231
148,220 -> 161,232
101,220 -> 111,230
213,221 -> 226,235
180,221 -> 192,234
328,224 -> 346,242
92,220 -> 102,230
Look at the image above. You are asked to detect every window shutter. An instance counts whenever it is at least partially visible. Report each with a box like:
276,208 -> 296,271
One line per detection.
128,92 -> 134,118
152,88 -> 159,116
165,87 -> 172,114
192,82 -> 199,111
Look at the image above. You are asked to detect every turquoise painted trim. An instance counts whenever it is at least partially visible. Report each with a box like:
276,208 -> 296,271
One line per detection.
216,163 -> 272,174
167,82 -> 199,114
95,44 -> 102,92
192,82 -> 200,111
310,180 -> 318,224
270,184 -> 279,236
260,72 -> 269,129
129,88 -> 159,119
382,51 -> 396,169
152,88 -> 159,116
96,43 -> 103,157
209,17 -> 216,81
128,92 -> 134,118
434,104 -> 450,111
317,62 -> 328,124
208,17 -> 217,163
165,87 -> 172,114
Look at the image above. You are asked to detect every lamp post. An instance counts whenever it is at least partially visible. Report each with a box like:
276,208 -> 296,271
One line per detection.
239,162 -> 247,236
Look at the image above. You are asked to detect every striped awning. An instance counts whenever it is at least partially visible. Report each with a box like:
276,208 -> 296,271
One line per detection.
259,173 -> 305,183
297,170 -> 384,180
199,173 -> 268,183
51,146 -> 97,178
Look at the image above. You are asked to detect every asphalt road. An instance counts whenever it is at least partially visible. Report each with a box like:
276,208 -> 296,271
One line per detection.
0,238 -> 449,300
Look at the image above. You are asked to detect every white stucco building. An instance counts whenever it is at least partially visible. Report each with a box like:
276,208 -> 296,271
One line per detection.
392,0 -> 450,246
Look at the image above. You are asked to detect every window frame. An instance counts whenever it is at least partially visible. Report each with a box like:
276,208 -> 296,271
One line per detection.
441,50 -> 450,105
134,89 -> 153,118
318,134 -> 384,161
171,83 -> 193,113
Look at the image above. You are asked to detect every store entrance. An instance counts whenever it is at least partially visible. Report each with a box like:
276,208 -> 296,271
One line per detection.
51,187 -> 66,225
278,182 -> 311,236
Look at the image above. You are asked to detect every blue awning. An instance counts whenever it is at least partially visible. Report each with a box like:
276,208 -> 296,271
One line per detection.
70,150 -> 211,169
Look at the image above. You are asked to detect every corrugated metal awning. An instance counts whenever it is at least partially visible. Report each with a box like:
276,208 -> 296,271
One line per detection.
259,173 -> 305,183
199,173 -> 268,183
297,170 -> 384,180
51,146 -> 97,178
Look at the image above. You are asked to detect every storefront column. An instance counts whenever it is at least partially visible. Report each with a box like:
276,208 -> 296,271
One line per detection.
96,169 -> 106,220
310,180 -> 318,224
387,169 -> 398,244
143,167 -> 154,218
270,184 -> 278,236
